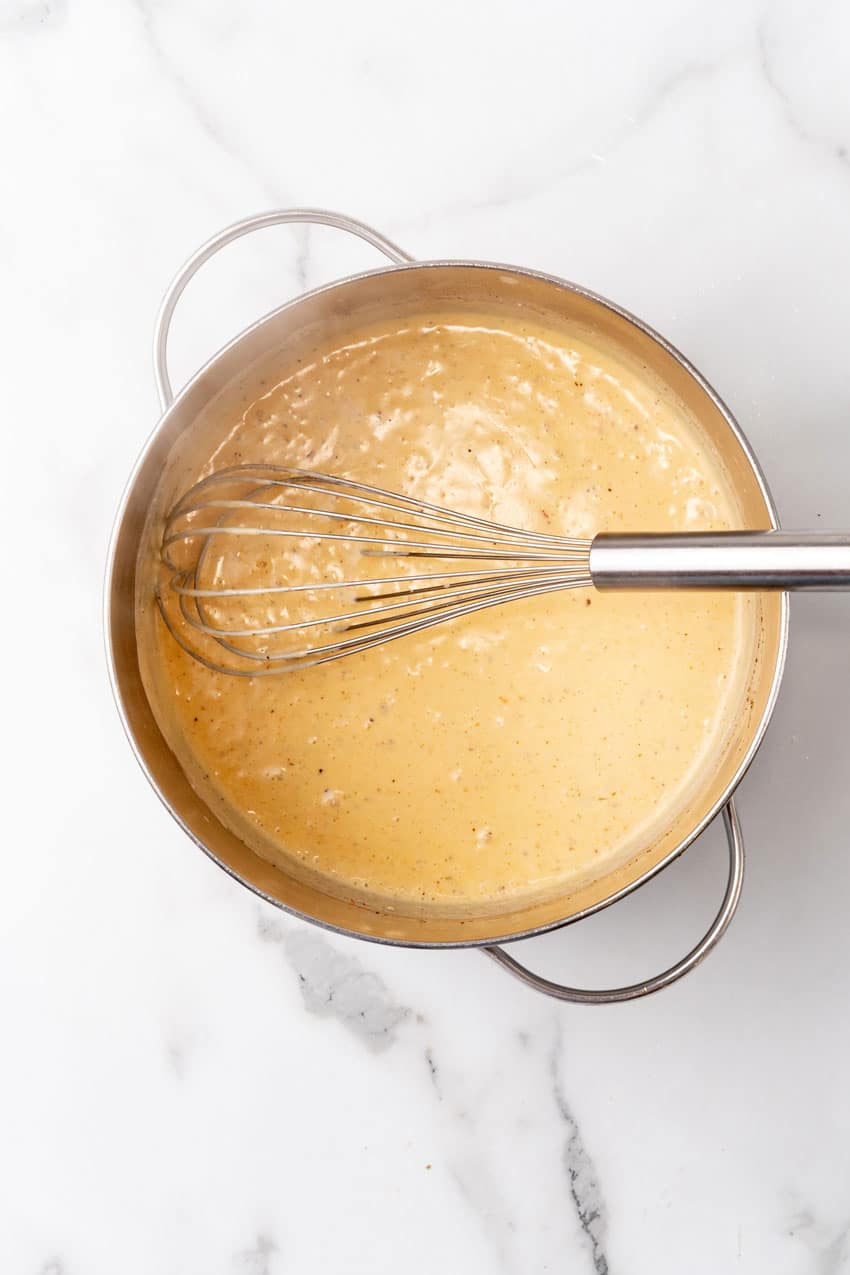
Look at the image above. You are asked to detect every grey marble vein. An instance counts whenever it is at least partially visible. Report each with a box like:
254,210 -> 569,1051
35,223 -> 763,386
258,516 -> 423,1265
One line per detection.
132,0 -> 285,205
821,1222 -> 850,1275
259,911 -> 408,1050
165,1028 -> 199,1080
0,0 -> 66,31
165,1038 -> 185,1078
163,1020 -> 204,1081
234,1232 -> 279,1275
757,17 -> 849,173
395,58 -> 720,233
450,1161 -> 516,1275
786,1200 -> 850,1275
424,1045 -> 442,1098
551,1030 -> 608,1275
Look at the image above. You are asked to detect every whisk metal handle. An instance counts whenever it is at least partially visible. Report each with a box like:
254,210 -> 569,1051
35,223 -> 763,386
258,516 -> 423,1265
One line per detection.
153,209 -> 413,409
590,531 -> 850,590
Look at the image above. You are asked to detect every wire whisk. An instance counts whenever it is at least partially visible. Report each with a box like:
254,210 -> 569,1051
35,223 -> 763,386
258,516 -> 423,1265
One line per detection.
157,465 -> 593,674
157,464 -> 850,675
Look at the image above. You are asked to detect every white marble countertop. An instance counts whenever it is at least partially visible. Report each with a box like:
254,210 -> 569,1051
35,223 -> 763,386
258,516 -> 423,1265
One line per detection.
3,1 -> 850,1271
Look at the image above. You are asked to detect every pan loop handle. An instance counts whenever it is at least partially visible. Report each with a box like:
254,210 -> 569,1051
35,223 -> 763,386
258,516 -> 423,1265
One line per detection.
484,800 -> 744,1004
152,208 -> 414,411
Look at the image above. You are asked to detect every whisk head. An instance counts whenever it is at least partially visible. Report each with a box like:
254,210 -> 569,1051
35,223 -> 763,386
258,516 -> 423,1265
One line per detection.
156,465 -> 593,674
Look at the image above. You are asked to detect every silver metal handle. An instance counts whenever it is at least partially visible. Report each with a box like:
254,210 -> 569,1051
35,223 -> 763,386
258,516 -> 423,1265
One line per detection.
152,208 -> 413,410
484,801 -> 744,1004
590,530 -> 850,590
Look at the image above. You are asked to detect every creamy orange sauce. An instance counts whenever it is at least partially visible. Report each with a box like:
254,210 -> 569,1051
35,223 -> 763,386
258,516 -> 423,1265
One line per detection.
138,312 -> 755,916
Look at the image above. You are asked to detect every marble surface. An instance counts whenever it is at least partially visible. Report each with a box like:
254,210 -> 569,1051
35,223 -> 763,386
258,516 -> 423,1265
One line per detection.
2,0 -> 850,1270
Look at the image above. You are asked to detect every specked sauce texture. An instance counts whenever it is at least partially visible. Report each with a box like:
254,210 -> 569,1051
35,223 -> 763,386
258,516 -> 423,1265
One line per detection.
139,312 -> 755,917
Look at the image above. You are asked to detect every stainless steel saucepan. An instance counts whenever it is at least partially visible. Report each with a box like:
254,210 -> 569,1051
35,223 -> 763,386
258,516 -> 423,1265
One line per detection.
105,209 -> 788,1003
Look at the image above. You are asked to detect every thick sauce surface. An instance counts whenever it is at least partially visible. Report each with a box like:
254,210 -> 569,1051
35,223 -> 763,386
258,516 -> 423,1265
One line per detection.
140,312 -> 754,915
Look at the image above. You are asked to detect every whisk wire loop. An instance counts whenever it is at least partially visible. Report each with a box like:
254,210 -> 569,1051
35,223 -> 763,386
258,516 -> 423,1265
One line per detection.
157,465 -> 593,674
